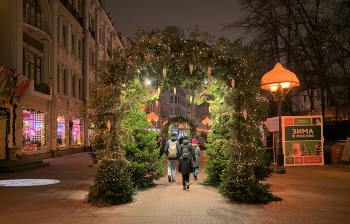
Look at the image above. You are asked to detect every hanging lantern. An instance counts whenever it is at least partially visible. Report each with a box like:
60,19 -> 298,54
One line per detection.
231,78 -> 235,89
163,67 -> 167,78
189,95 -> 193,103
157,87 -> 160,95
243,109 -> 247,120
156,99 -> 159,107
189,64 -> 194,74
174,87 -> 176,95
207,66 -> 211,77
107,120 -> 111,132
208,106 -> 211,113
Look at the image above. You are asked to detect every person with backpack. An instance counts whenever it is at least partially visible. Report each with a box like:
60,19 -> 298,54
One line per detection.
179,136 -> 195,162
178,148 -> 194,190
164,132 -> 180,183
191,138 -> 200,181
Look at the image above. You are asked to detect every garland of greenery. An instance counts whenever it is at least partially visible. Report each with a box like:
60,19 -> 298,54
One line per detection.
160,116 -> 197,139
0,108 -> 10,156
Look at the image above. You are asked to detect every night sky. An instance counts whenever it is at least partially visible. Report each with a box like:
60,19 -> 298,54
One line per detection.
105,0 -> 244,42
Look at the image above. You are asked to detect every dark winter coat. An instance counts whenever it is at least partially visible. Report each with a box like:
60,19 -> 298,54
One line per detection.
178,152 -> 193,175
164,136 -> 180,160
179,138 -> 195,161
192,143 -> 200,167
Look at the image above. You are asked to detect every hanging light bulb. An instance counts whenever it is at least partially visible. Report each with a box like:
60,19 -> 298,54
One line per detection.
163,67 -> 167,78
189,64 -> 194,74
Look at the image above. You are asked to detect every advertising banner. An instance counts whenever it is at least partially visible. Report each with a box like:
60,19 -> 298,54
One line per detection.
282,116 -> 324,166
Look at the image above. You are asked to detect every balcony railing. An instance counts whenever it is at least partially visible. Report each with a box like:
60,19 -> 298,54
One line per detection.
23,12 -> 51,37
34,81 -> 51,95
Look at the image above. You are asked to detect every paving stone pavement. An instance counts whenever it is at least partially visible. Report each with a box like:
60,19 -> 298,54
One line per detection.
0,152 -> 349,224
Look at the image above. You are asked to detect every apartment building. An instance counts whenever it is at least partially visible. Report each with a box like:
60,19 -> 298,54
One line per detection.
0,0 -> 124,160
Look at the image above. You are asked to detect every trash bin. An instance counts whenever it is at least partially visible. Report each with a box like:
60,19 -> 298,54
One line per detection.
331,145 -> 344,163
323,145 -> 331,164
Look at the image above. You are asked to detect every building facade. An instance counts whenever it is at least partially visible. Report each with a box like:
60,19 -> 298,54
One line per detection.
0,0 -> 124,160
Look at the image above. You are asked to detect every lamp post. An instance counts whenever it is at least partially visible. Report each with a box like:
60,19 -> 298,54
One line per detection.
261,63 -> 300,174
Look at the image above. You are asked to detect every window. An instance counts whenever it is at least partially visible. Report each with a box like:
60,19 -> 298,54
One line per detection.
57,17 -> 60,42
170,108 -> 173,115
57,65 -> 60,92
72,34 -> 76,54
22,108 -> 47,152
72,117 -> 82,146
23,0 -> 41,25
57,114 -> 67,148
72,75 -> 76,97
171,96 -> 173,103
175,97 -> 177,103
62,25 -> 67,47
24,50 -> 41,81
63,69 -> 68,94
175,108 -> 178,115
304,95 -> 307,103
78,78 -> 83,100
78,39 -> 83,59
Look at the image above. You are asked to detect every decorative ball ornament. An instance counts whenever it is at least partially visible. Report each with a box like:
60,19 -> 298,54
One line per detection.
243,109 -> 247,120
207,66 -> 211,77
231,78 -> 235,89
163,67 -> 167,78
189,64 -> 194,74
174,87 -> 176,95
107,120 -> 111,132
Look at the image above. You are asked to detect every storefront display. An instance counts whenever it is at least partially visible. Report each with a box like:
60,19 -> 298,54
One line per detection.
22,109 -> 47,152
57,115 -> 67,148
72,117 -> 82,146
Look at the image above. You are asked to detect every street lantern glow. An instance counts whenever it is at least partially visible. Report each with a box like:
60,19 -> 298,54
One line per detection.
261,63 -> 300,174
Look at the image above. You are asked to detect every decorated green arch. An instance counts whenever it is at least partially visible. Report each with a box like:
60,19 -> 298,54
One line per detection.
160,116 -> 197,139
86,26 -> 281,207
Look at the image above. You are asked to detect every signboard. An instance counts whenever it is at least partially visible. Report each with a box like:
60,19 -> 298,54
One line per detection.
282,116 -> 324,166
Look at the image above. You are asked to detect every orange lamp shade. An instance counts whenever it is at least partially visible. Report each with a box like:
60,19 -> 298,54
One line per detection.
261,63 -> 300,91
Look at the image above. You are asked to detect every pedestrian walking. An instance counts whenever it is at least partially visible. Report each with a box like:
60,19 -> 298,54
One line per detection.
191,138 -> 200,180
157,136 -> 166,160
179,136 -> 195,162
178,148 -> 193,190
164,132 -> 180,183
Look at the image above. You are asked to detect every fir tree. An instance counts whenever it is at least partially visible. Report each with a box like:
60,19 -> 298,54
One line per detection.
122,79 -> 166,189
87,158 -> 134,207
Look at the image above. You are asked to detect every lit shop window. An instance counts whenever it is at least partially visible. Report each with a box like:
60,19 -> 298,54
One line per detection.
22,109 -> 47,152
57,115 -> 67,148
72,117 -> 82,146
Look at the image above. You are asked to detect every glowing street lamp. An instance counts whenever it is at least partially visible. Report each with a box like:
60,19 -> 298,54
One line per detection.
261,63 -> 300,174
147,112 -> 159,128
202,117 -> 211,126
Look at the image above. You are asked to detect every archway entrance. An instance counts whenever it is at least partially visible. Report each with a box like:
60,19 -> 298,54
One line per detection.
87,26 -> 281,206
